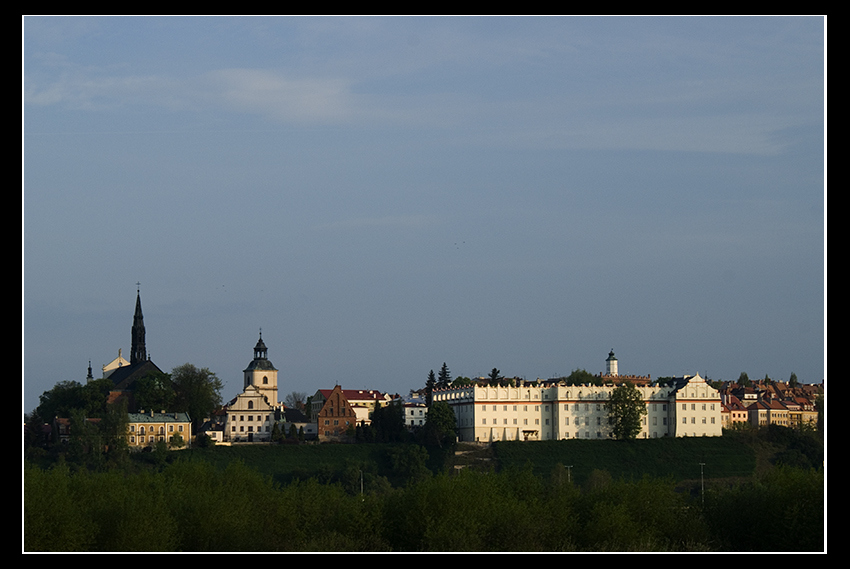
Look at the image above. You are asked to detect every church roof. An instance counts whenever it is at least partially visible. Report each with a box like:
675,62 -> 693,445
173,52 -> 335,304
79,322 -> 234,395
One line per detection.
109,359 -> 164,391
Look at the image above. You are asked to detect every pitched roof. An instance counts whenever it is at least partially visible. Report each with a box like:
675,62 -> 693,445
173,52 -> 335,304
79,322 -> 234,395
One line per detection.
128,411 -> 191,423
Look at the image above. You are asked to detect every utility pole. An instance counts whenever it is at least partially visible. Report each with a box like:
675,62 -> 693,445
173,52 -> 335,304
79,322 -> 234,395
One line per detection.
699,462 -> 705,507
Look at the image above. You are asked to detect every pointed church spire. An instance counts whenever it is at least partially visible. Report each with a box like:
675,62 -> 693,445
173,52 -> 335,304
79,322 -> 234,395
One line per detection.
131,287 -> 146,366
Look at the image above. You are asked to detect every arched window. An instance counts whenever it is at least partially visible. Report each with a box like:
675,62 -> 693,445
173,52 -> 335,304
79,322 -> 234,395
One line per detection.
248,400 -> 254,410
263,376 -> 268,384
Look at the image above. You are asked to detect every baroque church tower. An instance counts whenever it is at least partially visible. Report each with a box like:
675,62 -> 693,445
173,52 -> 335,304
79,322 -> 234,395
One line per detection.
243,331 -> 279,406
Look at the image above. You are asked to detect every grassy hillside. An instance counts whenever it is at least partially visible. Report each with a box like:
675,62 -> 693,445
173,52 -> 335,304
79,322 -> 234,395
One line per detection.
491,436 -> 757,486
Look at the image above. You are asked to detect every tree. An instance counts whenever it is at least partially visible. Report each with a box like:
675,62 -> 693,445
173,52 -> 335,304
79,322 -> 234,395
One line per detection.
437,363 -> 452,390
488,368 -> 501,386
418,401 -> 456,449
171,364 -> 223,431
425,370 -> 436,407
564,369 -> 596,386
285,391 -> 308,412
133,371 -> 176,412
606,381 -> 647,441
371,402 -> 407,443
789,372 -> 799,388
36,378 -> 114,422
738,372 -> 750,387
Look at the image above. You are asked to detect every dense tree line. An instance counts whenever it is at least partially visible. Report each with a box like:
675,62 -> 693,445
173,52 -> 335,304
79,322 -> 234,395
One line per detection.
24,456 -> 822,552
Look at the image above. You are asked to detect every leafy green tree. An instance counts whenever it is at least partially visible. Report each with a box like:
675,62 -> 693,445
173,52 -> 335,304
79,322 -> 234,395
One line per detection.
36,378 -> 114,422
564,368 -> 596,386
789,372 -> 799,387
738,372 -> 750,387
606,381 -> 647,440
133,371 -> 176,412
171,363 -> 223,431
451,376 -> 474,387
418,401 -> 457,449
371,402 -> 407,443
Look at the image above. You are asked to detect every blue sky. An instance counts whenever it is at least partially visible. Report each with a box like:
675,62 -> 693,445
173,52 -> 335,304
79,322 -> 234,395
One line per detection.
23,16 -> 825,414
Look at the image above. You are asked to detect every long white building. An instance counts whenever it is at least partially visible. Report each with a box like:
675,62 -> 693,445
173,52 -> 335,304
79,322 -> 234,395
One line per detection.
432,373 -> 721,442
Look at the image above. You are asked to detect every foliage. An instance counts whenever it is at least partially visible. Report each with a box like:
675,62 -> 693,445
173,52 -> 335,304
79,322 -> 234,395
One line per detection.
170,363 -> 224,430
703,466 -> 823,551
425,369 -> 436,406
133,371 -> 176,412
562,368 -> 597,386
35,378 -> 115,421
417,401 -> 456,449
606,381 -> 647,440
437,362 -> 452,389
25,432 -> 823,552
488,367 -> 501,385
370,402 -> 408,443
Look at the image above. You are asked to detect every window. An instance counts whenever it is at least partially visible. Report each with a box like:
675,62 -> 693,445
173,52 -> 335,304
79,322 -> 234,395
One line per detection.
169,425 -> 174,432
263,376 -> 268,384
248,401 -> 254,410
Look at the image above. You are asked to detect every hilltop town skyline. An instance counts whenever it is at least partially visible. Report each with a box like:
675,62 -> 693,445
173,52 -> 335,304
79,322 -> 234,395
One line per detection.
23,17 -> 825,415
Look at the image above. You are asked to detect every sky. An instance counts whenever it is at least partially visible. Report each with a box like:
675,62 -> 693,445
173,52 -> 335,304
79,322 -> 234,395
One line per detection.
23,16 -> 825,414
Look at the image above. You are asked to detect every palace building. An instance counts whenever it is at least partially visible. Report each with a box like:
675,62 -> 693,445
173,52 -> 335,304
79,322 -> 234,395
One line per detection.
432,352 -> 721,442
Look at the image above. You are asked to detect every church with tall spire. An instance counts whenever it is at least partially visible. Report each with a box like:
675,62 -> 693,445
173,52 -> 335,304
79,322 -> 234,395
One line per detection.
103,287 -> 164,404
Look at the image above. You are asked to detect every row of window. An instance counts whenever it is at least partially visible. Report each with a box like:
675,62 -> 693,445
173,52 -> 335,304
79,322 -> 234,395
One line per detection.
232,414 -> 271,422
477,403 -> 673,413
129,424 -> 185,434
129,435 -> 166,443
231,425 -> 271,432
681,416 -> 716,424
682,403 -> 717,411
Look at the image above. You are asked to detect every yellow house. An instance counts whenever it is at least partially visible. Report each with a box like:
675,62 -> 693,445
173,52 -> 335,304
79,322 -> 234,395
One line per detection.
127,411 -> 192,449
